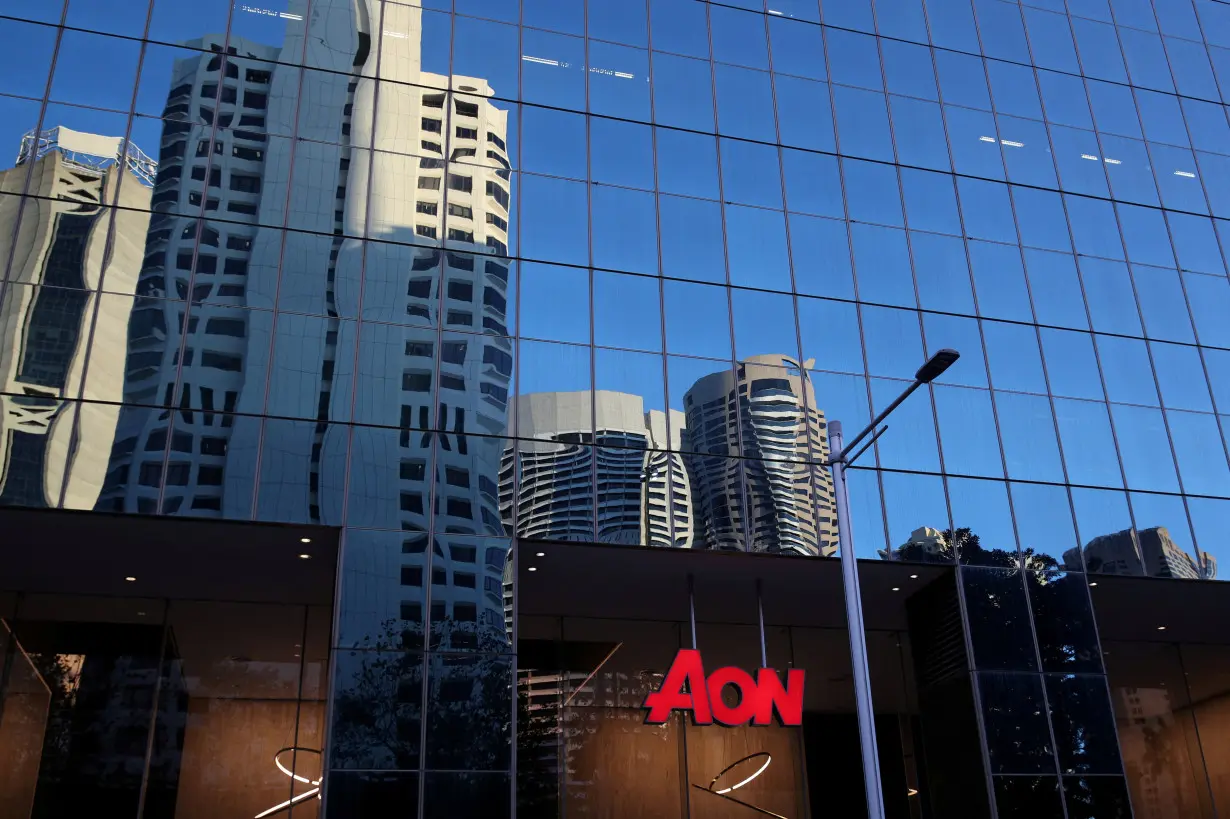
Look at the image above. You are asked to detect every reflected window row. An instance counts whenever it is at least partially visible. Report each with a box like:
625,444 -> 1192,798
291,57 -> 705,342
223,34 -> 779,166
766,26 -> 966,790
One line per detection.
10,20 -> 1230,180
8,153 -> 1230,331
10,0 -> 1230,112
9,5 -> 1230,168
5,384 -> 1229,582
849,470 -> 1226,580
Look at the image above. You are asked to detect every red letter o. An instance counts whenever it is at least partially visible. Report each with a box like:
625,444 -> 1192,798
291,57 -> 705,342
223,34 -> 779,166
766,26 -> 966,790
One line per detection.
706,666 -> 759,726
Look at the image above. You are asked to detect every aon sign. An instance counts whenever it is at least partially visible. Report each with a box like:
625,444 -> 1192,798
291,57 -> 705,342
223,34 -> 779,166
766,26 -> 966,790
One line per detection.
642,649 -> 806,727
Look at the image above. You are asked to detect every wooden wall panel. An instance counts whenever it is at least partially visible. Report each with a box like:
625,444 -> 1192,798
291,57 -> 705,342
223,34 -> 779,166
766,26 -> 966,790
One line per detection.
173,698 -> 324,819
685,723 -> 806,819
560,708 -> 807,819
565,708 -> 685,819
0,684 -> 49,819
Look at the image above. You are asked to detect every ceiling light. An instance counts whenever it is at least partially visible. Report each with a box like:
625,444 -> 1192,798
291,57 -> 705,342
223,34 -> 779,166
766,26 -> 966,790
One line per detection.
293,653 -> 300,658
298,553 -> 311,560
1089,581 -> 1098,586
137,611 -> 146,617
891,587 -> 900,592
125,576 -> 136,582
300,537 -> 312,544
535,551 -> 545,557
909,574 -> 918,579
1158,626 -> 1167,631
528,567 -> 538,572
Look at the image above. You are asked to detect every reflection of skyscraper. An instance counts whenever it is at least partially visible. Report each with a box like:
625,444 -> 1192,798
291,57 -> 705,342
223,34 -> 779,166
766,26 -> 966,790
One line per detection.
97,34 -> 280,516
314,0 -> 514,643
1070,526 -> 1217,580
500,391 -> 693,547
0,127 -> 153,509
683,355 -> 837,556
93,1 -> 515,642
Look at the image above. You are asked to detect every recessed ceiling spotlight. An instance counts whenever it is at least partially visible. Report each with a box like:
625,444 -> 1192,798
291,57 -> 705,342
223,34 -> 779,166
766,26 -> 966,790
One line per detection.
909,574 -> 918,579
1158,626 -> 1167,631
535,551 -> 545,557
300,537 -> 312,544
293,653 -> 300,658
136,611 -> 146,617
1089,581 -> 1098,587
891,587 -> 900,592
298,553 -> 311,560
125,576 -> 136,582
528,566 -> 538,572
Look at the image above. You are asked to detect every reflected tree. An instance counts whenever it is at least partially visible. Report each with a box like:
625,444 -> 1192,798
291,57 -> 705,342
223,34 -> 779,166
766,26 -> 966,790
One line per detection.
330,618 -> 514,774
892,526 -> 1059,571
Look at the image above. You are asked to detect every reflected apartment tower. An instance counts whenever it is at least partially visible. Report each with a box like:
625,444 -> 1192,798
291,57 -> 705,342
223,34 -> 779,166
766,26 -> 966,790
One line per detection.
683,354 -> 837,556
500,391 -> 693,547
282,0 -> 515,644
1067,526 -> 1217,579
0,127 -> 153,509
98,34 -> 279,516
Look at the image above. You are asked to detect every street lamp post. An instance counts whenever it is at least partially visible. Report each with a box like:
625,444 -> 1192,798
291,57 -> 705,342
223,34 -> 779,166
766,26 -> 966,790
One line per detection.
826,349 -> 960,819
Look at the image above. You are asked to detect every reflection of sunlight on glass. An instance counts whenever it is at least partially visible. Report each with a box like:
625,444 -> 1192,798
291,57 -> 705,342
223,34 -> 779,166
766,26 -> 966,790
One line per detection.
238,4 -> 302,20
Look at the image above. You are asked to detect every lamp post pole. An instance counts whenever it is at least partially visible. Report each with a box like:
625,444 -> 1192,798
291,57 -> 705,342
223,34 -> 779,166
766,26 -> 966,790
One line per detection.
826,349 -> 960,819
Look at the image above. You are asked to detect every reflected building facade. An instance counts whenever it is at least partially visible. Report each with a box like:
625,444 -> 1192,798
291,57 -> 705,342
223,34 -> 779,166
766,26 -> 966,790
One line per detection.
502,390 -> 692,547
0,127 -> 153,509
683,355 -> 836,556
1071,526 -> 1217,580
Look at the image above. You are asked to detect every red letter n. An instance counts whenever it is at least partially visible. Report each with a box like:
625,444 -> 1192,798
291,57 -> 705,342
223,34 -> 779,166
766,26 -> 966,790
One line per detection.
752,667 -> 805,726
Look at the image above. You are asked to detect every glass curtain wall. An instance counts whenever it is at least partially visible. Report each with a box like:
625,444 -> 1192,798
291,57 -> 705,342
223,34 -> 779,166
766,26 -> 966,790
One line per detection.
3,0 -> 1230,814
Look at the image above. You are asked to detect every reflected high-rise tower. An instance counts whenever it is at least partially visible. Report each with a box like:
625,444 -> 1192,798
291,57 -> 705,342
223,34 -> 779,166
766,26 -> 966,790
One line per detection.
1069,526 -> 1217,580
97,34 -> 281,516
0,127 -> 154,509
683,354 -> 837,556
500,391 -> 693,547
95,0 -> 514,644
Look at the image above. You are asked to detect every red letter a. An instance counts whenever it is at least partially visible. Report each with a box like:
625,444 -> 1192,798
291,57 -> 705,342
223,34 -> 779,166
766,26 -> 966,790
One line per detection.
753,667 -> 805,726
643,649 -> 712,724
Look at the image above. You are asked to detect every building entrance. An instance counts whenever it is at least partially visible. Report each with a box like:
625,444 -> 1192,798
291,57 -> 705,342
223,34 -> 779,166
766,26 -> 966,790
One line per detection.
0,508 -> 336,819
515,542 -> 943,819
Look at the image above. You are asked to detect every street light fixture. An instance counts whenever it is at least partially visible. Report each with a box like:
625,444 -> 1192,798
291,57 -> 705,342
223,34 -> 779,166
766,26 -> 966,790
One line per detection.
825,348 -> 960,819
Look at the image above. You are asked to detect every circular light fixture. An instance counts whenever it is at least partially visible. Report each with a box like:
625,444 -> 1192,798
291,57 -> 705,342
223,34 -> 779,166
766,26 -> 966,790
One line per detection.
706,752 -> 773,795
255,747 -> 322,818
298,553 -> 311,560
125,576 -> 136,582
528,566 -> 538,572
535,551 -> 545,557
300,537 -> 312,544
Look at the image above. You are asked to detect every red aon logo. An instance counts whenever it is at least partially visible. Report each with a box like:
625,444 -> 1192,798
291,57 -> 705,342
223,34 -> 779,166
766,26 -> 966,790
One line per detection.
642,649 -> 806,727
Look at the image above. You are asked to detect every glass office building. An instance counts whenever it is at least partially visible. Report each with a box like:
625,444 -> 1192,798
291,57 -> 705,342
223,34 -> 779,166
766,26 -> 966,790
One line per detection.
2,0 -> 1230,816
